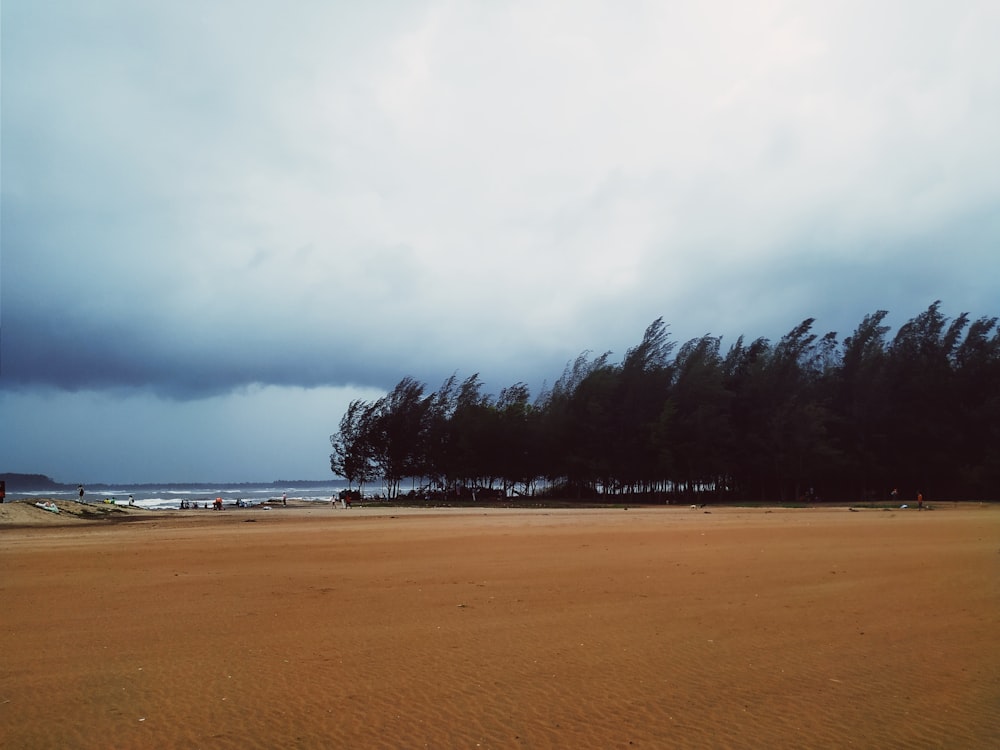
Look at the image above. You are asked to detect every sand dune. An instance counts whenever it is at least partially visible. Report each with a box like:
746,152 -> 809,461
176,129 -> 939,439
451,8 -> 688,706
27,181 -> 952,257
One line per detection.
1,504 -> 997,748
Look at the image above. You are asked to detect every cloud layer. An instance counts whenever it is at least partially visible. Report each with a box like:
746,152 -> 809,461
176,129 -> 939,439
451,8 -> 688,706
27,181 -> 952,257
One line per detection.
3,1 -> 998,480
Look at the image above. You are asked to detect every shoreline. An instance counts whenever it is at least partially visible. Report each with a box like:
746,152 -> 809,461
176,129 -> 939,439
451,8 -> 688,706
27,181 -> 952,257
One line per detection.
1,495 -> 991,530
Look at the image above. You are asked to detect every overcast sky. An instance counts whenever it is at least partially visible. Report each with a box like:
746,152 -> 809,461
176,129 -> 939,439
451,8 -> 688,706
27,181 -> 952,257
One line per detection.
3,1 -> 998,483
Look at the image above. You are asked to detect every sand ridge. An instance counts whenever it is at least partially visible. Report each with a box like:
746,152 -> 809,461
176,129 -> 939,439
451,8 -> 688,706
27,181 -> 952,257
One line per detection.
1,504 -> 998,748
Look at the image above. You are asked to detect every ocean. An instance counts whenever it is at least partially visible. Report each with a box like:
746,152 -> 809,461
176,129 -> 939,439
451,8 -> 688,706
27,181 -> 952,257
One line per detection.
4,481 -> 357,510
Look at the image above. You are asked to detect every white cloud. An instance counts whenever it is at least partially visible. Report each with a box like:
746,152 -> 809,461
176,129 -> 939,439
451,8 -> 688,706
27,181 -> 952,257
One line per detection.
3,0 -> 998,480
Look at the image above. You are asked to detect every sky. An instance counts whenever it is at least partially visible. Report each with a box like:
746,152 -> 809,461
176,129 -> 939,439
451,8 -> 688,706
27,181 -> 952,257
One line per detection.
2,1 -> 998,484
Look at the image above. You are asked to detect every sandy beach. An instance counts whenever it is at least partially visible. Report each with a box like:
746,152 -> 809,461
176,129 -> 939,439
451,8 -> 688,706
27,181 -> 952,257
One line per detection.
1,501 -> 997,749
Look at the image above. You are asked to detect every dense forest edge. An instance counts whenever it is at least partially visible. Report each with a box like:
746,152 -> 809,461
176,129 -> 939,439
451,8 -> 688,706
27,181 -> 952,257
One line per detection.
330,302 -> 1000,505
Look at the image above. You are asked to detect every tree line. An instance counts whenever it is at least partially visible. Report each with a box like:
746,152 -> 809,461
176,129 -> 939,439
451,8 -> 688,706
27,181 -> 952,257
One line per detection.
330,302 -> 999,503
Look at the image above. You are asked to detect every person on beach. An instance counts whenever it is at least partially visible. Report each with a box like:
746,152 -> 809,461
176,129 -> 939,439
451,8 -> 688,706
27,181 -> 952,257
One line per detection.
282,492 -> 287,506
917,491 -> 923,510
78,485 -> 85,503
0,480 -> 5,504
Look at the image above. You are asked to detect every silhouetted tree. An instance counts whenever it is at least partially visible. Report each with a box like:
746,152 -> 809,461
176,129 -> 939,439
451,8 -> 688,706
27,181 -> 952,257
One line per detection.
330,304 -> 999,503
952,315 -> 1000,496
495,382 -> 541,495
539,351 -> 612,495
447,374 -> 498,490
330,399 -> 379,491
369,377 -> 432,498
667,335 -> 733,498
832,311 -> 892,500
884,302 -> 965,498
615,318 -> 675,492
723,335 -> 772,500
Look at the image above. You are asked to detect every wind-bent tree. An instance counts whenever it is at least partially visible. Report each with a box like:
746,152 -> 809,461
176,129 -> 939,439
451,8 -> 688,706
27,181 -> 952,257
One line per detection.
832,310 -> 892,499
952,315 -> 1000,495
330,304 -> 999,503
722,335 -> 772,500
494,382 -> 540,496
445,374 -> 497,491
535,351 -> 611,496
369,377 -> 433,499
615,318 -> 675,492
330,399 -> 379,492
884,302 -> 965,498
765,320 -> 839,502
667,335 -> 733,498
421,374 -> 460,491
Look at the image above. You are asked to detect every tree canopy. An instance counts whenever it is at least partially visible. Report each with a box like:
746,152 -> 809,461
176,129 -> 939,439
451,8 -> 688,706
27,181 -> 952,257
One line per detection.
330,303 -> 999,502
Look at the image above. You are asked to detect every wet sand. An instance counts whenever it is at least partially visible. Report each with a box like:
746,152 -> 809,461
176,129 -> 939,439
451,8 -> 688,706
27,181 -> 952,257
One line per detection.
1,503 -> 998,748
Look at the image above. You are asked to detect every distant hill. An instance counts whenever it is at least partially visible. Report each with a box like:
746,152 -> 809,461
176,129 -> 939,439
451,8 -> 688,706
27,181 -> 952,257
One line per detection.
0,473 -> 72,492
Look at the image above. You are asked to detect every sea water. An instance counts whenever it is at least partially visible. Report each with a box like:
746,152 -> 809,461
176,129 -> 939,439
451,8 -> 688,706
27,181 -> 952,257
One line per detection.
5,481 -> 357,510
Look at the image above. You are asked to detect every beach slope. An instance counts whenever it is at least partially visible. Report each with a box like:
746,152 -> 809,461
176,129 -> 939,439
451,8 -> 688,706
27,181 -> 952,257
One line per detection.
1,505 -> 997,748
